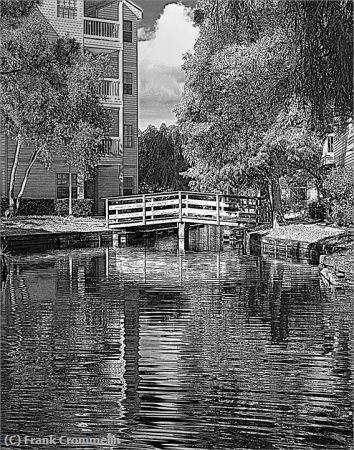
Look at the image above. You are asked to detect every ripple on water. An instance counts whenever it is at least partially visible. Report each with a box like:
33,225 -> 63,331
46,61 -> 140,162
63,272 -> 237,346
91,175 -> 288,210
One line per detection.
1,240 -> 353,449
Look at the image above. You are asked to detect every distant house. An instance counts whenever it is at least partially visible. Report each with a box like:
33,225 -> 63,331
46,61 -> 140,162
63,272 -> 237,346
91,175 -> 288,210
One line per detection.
321,121 -> 354,170
0,0 -> 143,215
287,122 -> 353,209
321,133 -> 335,168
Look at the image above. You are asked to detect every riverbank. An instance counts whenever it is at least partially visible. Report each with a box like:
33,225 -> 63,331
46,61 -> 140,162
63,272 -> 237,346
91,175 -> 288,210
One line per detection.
0,216 -> 179,253
1,216 -> 107,235
0,216 -> 111,253
251,223 -> 354,287
1,218 -> 353,288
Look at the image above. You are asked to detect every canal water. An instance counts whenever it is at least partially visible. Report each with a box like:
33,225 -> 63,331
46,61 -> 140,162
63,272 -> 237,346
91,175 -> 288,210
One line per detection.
1,231 -> 353,449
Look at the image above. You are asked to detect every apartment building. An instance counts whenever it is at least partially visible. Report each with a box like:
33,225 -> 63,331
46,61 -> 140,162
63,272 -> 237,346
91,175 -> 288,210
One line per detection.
1,0 -> 142,215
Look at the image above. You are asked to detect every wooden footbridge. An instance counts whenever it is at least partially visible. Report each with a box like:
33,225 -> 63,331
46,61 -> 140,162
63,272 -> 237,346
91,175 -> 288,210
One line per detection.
105,191 -> 271,230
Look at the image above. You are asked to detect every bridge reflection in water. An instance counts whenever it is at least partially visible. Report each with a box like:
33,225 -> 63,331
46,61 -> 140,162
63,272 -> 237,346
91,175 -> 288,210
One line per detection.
1,239 -> 353,449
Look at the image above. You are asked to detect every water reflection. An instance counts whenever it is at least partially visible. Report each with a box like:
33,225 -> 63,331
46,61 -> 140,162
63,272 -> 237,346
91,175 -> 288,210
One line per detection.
1,240 -> 353,449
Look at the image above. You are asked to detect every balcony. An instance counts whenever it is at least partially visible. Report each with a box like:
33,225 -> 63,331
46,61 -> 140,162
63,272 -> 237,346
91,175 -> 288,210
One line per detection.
321,153 -> 334,166
103,137 -> 123,156
84,17 -> 120,40
99,78 -> 121,104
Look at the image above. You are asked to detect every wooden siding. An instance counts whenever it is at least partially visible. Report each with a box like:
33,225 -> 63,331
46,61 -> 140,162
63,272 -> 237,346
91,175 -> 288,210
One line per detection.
33,8 -> 59,41
123,3 -> 139,193
345,124 -> 354,169
39,0 -> 84,44
95,164 -> 121,214
0,134 -> 7,198
333,129 -> 347,167
97,3 -> 119,21
333,124 -> 354,169
107,107 -> 120,137
1,137 -> 77,199
1,0 -> 140,203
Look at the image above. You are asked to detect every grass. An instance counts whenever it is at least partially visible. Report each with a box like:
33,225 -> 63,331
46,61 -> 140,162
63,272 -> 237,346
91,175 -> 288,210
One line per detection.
1,215 -> 107,236
266,223 -> 344,243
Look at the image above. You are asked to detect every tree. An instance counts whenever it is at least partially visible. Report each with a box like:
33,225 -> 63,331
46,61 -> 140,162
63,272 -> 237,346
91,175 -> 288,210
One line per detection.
193,0 -> 353,128
0,0 -> 41,21
176,0 -> 352,226
323,167 -> 354,226
0,16 -> 111,216
176,12 -> 294,222
286,0 -> 353,128
138,124 -> 189,193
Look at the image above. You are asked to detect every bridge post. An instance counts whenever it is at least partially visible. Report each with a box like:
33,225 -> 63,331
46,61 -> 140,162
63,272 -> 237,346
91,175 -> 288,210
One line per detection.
105,198 -> 109,228
216,194 -> 220,225
256,197 -> 261,225
179,191 -> 182,221
178,222 -> 189,252
142,194 -> 146,225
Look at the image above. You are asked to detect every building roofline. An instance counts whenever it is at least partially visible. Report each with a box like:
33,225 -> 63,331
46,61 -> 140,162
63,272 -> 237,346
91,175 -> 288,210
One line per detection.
123,0 -> 143,19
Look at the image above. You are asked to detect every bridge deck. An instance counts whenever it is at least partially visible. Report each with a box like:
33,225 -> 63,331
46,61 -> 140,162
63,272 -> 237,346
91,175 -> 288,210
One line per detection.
105,191 -> 271,229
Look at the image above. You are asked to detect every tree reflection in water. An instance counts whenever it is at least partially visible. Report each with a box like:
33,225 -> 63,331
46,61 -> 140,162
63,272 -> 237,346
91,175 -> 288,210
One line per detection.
1,242 -> 353,449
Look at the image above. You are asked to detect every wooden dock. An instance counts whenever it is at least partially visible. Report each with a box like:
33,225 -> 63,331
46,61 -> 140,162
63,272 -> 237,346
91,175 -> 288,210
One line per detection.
105,191 -> 271,230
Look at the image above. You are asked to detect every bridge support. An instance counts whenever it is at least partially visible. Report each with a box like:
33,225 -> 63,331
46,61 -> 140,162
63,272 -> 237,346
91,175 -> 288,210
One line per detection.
178,222 -> 189,252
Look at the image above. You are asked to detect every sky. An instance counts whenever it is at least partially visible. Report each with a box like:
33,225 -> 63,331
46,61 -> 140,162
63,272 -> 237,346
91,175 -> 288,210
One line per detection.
133,0 -> 199,130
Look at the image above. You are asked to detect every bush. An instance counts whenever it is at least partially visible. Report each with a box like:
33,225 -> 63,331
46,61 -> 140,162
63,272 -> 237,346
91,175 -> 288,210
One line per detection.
307,200 -> 326,221
55,199 -> 93,217
323,167 -> 354,226
1,198 -> 55,216
1,198 -> 9,216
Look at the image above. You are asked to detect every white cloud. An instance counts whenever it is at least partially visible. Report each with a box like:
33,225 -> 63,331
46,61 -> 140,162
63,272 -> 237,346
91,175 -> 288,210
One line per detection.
138,3 -> 199,130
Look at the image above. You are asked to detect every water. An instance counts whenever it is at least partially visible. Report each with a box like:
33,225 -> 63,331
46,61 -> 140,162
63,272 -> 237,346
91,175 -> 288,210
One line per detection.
1,232 -> 353,449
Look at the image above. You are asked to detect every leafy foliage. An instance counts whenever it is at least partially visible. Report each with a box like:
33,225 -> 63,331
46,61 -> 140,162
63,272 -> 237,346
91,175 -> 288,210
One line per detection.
194,0 -> 353,128
176,0 -> 352,225
138,124 -> 189,193
286,0 -> 353,128
1,198 -> 55,216
55,199 -> 93,217
0,15 -> 111,215
323,167 -> 354,226
0,0 -> 41,21
176,29 -> 294,193
307,200 -> 326,222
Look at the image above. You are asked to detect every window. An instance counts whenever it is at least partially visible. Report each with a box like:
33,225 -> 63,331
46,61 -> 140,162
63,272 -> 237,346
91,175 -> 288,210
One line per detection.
123,177 -> 134,196
56,173 -> 78,199
123,72 -> 133,95
57,0 -> 77,19
328,135 -> 334,153
123,20 -> 133,42
124,124 -> 133,148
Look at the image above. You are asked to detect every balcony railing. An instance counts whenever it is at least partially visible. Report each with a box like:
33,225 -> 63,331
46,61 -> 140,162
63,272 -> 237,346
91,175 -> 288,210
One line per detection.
321,154 -> 334,166
103,137 -> 123,156
84,17 -> 119,40
98,78 -> 120,103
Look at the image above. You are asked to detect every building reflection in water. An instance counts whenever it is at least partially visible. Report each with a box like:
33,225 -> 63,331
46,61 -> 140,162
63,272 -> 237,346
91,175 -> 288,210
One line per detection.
1,239 -> 353,449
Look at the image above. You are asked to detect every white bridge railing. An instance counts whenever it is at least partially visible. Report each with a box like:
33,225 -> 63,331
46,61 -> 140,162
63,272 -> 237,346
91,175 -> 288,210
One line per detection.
105,191 -> 271,229
84,18 -> 120,40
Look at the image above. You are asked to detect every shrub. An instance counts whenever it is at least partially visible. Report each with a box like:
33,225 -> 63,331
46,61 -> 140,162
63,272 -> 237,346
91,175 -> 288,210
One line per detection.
1,198 -> 55,216
1,198 -> 9,216
307,200 -> 326,221
323,167 -> 354,226
55,199 -> 93,217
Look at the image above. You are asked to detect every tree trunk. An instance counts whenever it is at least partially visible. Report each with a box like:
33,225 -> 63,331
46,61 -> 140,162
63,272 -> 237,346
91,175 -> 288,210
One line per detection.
270,177 -> 284,229
15,148 -> 39,213
68,163 -> 73,217
7,137 -> 23,217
